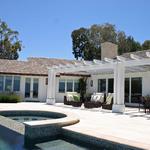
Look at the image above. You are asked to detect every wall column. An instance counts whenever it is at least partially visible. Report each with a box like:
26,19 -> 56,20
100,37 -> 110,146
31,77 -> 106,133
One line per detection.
46,69 -> 56,104
112,63 -> 125,113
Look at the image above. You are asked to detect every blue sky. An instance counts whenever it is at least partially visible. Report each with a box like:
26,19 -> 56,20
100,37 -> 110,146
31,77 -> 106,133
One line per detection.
0,0 -> 150,60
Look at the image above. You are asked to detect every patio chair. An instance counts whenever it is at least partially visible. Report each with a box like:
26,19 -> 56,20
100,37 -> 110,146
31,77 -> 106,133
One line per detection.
140,96 -> 150,113
102,93 -> 113,110
64,92 -> 82,107
84,93 -> 105,108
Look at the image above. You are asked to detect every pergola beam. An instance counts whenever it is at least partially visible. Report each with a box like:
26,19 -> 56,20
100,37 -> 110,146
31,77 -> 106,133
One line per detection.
146,52 -> 150,58
49,63 -> 115,74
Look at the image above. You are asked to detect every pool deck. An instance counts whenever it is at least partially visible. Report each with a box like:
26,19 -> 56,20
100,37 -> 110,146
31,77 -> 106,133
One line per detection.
0,102 -> 150,149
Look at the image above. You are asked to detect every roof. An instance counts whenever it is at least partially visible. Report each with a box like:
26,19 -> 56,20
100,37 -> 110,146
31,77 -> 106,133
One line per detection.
120,49 -> 150,59
0,57 -> 90,77
0,49 -> 150,76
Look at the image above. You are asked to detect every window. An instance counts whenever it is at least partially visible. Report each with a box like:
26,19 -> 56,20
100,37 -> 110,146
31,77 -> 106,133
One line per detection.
67,80 -> 73,92
13,76 -> 20,91
108,78 -> 114,93
74,80 -> 79,92
5,76 -> 12,92
59,80 -> 65,93
0,76 -> 4,91
98,79 -> 106,93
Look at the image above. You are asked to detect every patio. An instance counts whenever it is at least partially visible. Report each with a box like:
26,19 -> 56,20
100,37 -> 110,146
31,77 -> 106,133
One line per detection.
0,102 -> 150,149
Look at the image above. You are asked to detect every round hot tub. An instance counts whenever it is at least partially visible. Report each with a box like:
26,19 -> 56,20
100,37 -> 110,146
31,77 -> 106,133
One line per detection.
0,110 -> 66,123
0,110 -> 79,146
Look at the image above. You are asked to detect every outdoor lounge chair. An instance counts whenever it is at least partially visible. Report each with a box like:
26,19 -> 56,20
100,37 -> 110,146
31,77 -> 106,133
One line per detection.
84,93 -> 104,108
139,96 -> 150,113
64,92 -> 82,107
102,93 -> 113,110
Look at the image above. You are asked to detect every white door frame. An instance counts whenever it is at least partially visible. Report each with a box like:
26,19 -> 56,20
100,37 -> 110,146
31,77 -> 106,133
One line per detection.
24,77 -> 39,101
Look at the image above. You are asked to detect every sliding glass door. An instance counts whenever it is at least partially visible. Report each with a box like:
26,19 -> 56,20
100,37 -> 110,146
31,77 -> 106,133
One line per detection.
125,78 -> 130,103
33,78 -> 39,98
108,78 -> 114,93
97,77 -> 142,104
131,77 -> 142,103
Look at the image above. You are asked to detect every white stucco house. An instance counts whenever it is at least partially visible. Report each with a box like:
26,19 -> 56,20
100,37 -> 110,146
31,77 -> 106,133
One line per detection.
0,42 -> 150,113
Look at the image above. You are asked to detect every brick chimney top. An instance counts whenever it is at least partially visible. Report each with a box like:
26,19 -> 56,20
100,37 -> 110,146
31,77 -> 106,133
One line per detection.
101,42 -> 118,60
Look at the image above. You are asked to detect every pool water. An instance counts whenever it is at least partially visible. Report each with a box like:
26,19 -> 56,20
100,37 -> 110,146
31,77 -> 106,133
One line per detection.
0,135 -> 100,150
36,139 -> 88,150
0,126 -> 102,150
8,115 -> 52,123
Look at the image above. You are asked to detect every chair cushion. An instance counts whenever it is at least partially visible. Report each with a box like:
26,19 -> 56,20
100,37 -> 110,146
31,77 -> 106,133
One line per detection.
106,93 -> 113,104
66,92 -> 80,101
91,93 -> 104,102
66,94 -> 74,101
73,95 -> 80,102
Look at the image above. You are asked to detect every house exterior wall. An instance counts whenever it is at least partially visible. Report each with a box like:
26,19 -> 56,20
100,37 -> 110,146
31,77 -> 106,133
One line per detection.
1,71 -> 150,104
0,74 -> 48,102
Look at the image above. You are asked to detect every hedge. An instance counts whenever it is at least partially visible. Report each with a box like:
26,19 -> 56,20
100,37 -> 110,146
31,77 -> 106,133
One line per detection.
0,93 -> 21,103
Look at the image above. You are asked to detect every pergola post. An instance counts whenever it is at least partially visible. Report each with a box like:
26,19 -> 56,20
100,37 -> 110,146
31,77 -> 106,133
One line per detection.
112,63 -> 125,113
46,69 -> 56,104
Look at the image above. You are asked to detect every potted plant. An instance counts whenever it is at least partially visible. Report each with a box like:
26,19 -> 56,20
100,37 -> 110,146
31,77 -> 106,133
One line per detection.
78,77 -> 87,102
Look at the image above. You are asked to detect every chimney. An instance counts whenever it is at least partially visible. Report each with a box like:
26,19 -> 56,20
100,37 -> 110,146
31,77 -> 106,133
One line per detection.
101,42 -> 118,60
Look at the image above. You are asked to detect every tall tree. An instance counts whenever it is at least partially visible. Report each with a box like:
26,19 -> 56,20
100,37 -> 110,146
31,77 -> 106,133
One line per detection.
142,40 -> 150,50
0,19 -> 22,59
71,23 -> 143,60
126,36 -> 142,52
117,31 -> 127,54
71,23 -> 117,60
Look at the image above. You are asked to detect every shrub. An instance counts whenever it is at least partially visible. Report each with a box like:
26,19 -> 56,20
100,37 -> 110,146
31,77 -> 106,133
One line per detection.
0,93 -> 21,103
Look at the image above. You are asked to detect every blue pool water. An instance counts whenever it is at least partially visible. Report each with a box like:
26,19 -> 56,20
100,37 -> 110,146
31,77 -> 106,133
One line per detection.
0,125 -> 102,150
8,115 -> 52,123
0,135 -> 99,150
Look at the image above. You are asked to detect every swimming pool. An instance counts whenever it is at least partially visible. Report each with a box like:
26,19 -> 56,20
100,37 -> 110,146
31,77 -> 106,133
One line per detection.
0,125 -> 101,150
0,110 -> 138,150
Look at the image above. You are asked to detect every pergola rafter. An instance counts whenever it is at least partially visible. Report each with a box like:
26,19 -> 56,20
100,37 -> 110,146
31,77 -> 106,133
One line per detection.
130,54 -> 143,60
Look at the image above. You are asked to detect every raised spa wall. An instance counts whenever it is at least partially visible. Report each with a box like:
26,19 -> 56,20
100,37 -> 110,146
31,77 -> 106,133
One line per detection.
0,110 -> 79,146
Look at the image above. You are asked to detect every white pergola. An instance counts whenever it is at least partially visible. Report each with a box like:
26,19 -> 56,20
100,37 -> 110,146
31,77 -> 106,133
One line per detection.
47,52 -> 150,113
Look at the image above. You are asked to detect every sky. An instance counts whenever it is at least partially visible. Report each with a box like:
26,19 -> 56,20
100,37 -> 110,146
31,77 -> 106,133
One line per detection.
0,0 -> 150,60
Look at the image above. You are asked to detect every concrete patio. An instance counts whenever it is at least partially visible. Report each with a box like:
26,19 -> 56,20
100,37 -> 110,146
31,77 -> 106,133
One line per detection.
0,102 -> 150,149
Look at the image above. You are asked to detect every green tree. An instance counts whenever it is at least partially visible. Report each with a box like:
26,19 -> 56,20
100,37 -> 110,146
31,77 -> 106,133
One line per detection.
117,31 -> 127,55
71,23 -> 117,60
142,40 -> 150,50
71,28 -> 88,60
126,36 -> 142,52
0,19 -> 22,59
71,23 -> 142,60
